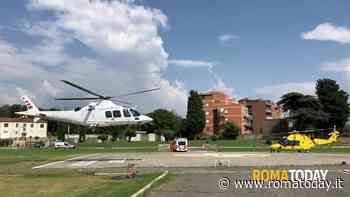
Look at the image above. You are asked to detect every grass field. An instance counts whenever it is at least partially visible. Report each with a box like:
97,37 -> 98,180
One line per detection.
0,148 -> 166,197
0,140 -> 349,196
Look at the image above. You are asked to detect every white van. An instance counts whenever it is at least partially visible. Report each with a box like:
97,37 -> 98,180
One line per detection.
175,138 -> 189,152
54,141 -> 75,149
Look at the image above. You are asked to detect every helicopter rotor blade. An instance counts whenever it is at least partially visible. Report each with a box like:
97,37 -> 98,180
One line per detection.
111,99 -> 134,106
61,80 -> 106,98
114,87 -> 160,97
56,97 -> 102,101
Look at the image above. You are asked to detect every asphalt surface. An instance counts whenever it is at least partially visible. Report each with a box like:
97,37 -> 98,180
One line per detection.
32,152 -> 350,169
149,166 -> 350,197
31,152 -> 350,196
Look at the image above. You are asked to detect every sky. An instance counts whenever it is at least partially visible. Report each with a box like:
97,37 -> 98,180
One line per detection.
0,0 -> 350,116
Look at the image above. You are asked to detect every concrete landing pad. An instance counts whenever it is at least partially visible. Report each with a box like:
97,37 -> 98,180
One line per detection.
33,152 -> 350,169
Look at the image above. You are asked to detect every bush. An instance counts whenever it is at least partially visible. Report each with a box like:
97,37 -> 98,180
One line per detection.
79,129 -> 86,143
97,135 -> 109,143
0,139 -> 13,147
342,124 -> 350,137
265,139 -> 272,145
111,130 -> 119,142
125,129 -> 136,142
163,130 -> 176,141
210,135 -> 218,141
219,122 -> 240,140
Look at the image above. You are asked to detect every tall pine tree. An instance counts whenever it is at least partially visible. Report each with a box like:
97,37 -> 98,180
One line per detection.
316,78 -> 350,130
185,90 -> 205,139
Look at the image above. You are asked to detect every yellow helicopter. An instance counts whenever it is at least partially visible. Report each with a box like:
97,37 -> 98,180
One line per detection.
270,128 -> 340,152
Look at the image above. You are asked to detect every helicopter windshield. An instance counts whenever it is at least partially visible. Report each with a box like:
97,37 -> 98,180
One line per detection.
130,109 -> 141,117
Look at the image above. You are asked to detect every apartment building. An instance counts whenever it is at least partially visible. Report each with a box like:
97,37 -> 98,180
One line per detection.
239,99 -> 283,135
0,117 -> 47,139
199,91 -> 253,136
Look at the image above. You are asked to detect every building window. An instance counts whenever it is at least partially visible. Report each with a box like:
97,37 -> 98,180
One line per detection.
105,111 -> 112,118
16,123 -> 19,128
40,124 -> 44,128
4,123 -> 9,128
31,124 -> 34,128
23,124 -> 26,128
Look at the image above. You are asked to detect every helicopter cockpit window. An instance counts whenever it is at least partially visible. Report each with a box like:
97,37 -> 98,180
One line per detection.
123,109 -> 131,117
113,110 -> 122,118
74,107 -> 81,112
279,137 -> 289,146
279,138 -> 299,146
130,109 -> 140,117
105,111 -> 112,118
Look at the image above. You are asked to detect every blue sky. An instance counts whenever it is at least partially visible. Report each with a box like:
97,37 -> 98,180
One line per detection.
0,0 -> 350,115
152,0 -> 350,97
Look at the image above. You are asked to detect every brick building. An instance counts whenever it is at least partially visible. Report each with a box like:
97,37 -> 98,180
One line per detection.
199,91 -> 253,136
239,99 -> 283,135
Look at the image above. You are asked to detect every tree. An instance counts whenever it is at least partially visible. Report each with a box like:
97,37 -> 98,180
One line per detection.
316,78 -> 350,130
162,130 -> 176,141
0,104 -> 26,118
142,109 -> 184,140
278,93 -> 329,130
185,90 -> 205,139
79,129 -> 86,143
57,126 -> 66,141
219,122 -> 240,140
125,127 -> 136,142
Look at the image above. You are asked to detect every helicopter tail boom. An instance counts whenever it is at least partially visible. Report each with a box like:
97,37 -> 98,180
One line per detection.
16,96 -> 40,116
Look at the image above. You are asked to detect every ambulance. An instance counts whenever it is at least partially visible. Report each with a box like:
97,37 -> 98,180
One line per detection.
175,138 -> 189,152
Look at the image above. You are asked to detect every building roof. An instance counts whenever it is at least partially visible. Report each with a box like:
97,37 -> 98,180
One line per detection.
0,117 -> 46,123
239,98 -> 275,104
199,90 -> 227,96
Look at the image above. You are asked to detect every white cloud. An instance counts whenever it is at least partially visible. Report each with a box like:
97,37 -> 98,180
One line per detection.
255,82 -> 315,101
322,57 -> 350,74
208,67 -> 234,97
0,0 -> 188,115
218,33 -> 237,45
169,59 -> 233,96
302,23 -> 350,44
168,59 -> 214,68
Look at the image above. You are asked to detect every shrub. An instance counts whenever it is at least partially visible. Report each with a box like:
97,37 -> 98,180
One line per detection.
210,135 -> 218,141
0,139 -> 13,147
163,130 -> 176,141
97,135 -> 109,143
219,122 -> 240,140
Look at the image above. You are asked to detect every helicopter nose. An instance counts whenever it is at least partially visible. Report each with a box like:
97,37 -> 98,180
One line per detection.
141,115 -> 153,123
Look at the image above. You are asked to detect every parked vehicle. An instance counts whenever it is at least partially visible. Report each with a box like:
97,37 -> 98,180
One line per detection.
175,138 -> 189,152
54,141 -> 75,149
32,142 -> 45,149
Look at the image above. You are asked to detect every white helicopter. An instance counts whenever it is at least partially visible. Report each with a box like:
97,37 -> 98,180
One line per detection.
16,80 -> 158,127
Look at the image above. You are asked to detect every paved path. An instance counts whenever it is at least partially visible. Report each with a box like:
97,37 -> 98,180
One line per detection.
33,152 -> 350,169
150,167 -> 350,197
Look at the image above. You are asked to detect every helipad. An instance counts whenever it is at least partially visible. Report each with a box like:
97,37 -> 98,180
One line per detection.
33,152 -> 350,169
